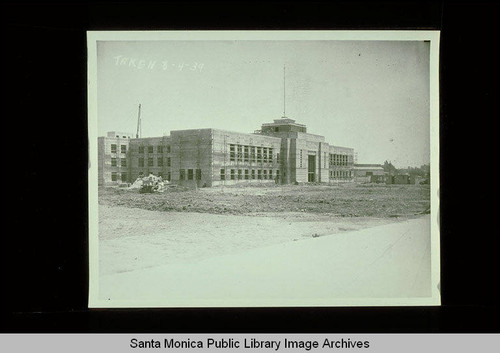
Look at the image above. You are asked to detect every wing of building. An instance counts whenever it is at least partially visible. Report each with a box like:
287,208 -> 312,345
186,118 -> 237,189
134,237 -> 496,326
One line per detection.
97,118 -> 355,187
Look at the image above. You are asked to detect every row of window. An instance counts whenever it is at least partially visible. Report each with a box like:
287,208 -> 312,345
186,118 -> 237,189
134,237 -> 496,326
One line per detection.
138,157 -> 171,167
138,145 -> 171,154
111,144 -> 127,154
229,144 -> 276,163
329,170 -> 353,178
330,153 -> 351,166
220,168 -> 280,181
111,172 -> 128,182
179,169 -> 202,181
111,158 -> 127,167
112,157 -> 173,167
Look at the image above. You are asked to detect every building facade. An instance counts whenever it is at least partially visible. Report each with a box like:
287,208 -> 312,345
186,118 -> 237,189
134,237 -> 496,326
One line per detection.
97,118 -> 355,187
353,164 -> 387,183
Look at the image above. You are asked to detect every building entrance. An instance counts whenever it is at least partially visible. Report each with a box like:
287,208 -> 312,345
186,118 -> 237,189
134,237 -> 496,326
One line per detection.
308,155 -> 316,182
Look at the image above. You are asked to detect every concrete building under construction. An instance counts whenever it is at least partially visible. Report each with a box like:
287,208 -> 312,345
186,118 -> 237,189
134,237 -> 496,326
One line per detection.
98,117 -> 355,187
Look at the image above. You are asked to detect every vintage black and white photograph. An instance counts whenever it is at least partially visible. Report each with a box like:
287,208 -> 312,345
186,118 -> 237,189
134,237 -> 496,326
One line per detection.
87,31 -> 440,307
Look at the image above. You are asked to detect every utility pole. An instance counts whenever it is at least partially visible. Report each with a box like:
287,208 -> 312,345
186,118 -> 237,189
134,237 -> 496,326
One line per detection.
136,104 -> 142,138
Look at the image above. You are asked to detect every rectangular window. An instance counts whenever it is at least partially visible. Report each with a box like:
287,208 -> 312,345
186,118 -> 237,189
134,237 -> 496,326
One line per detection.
263,147 -> 268,163
230,169 -> 235,180
167,172 -> 171,181
244,169 -> 249,179
111,144 -> 117,153
220,169 -> 226,181
121,173 -> 127,182
257,147 -> 262,163
158,146 -> 163,153
244,146 -> 249,161
157,157 -> 163,167
148,157 -> 154,166
167,157 -> 171,167
276,152 -> 280,164
167,145 -> 171,153
121,145 -> 127,154
138,158 -> 144,167
148,146 -> 153,154
269,170 -> 273,179
196,169 -> 201,180
300,149 -> 303,168
276,169 -> 280,181
230,144 -> 235,162
180,169 -> 185,180
121,159 -> 127,167
188,169 -> 194,180
111,157 -> 117,167
238,169 -> 242,180
251,147 -> 256,162
237,145 -> 243,162
111,172 -> 117,181
263,170 -> 267,179
251,169 -> 256,179
139,146 -> 144,153
257,170 -> 262,179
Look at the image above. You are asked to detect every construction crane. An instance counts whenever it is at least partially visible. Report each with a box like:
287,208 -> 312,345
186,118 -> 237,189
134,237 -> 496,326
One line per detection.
135,103 -> 142,138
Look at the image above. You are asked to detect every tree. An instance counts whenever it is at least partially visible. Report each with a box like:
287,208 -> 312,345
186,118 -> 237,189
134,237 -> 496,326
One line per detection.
383,160 -> 397,175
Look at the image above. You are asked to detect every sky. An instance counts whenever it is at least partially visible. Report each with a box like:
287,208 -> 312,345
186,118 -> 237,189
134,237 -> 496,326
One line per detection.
97,40 -> 430,168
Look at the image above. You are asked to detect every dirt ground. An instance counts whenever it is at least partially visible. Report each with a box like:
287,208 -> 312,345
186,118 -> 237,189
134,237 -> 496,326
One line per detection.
99,183 -> 430,218
98,183 -> 431,278
99,205 -> 406,276
99,214 -> 432,304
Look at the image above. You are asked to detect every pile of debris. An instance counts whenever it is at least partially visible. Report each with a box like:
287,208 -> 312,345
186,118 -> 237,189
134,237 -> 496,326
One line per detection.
129,174 -> 169,193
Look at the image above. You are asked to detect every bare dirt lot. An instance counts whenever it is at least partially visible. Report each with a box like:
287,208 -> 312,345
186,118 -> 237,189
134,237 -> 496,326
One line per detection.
99,183 -> 430,218
96,184 -> 434,303
97,184 -> 431,275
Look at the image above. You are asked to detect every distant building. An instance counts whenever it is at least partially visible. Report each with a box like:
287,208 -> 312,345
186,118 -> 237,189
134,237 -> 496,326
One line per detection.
392,174 -> 411,185
97,118 -> 355,187
353,164 -> 387,183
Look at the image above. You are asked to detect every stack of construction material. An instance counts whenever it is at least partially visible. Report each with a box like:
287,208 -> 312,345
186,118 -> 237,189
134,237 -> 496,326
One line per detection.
129,174 -> 169,193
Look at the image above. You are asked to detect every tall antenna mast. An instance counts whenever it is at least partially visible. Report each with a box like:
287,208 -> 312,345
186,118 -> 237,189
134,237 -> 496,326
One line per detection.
283,64 -> 286,118
136,103 -> 141,138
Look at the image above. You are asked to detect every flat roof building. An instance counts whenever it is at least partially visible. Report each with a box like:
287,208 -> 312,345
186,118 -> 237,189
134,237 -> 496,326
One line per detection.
98,118 -> 355,187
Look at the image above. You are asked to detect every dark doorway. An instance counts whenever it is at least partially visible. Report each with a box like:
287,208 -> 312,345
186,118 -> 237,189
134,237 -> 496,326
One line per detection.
308,155 -> 316,182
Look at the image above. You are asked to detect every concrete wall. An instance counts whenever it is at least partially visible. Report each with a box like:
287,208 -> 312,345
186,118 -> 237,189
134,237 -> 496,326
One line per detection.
354,168 -> 385,177
128,136 -> 171,182
328,145 -> 355,182
212,129 -> 282,187
98,122 -> 356,187
98,136 -> 131,186
170,129 -> 213,187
